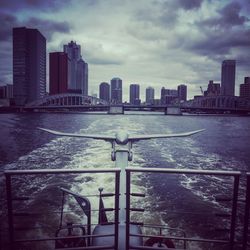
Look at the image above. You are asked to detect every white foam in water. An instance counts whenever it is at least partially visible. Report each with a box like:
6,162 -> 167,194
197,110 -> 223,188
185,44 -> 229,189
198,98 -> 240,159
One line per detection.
144,128 -> 245,215
178,146 -> 244,208
53,117 -> 170,229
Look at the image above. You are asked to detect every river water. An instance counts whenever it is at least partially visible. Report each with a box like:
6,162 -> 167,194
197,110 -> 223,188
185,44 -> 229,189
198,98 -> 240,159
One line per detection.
0,112 -> 250,249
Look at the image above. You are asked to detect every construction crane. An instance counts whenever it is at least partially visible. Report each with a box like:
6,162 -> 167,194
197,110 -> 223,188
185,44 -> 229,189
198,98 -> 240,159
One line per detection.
200,86 -> 204,96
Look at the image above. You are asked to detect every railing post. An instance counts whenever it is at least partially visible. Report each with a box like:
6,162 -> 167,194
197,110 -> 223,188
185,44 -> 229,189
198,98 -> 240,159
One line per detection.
126,169 -> 131,250
5,174 -> 14,250
229,175 -> 239,249
114,171 -> 120,250
243,174 -> 250,250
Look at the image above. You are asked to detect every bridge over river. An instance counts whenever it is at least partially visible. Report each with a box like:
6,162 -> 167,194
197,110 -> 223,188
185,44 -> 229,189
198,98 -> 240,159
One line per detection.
1,93 -> 250,115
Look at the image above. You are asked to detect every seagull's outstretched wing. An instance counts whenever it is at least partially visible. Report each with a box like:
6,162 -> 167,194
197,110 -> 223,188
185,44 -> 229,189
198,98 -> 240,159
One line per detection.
38,127 -> 116,142
128,129 -> 205,142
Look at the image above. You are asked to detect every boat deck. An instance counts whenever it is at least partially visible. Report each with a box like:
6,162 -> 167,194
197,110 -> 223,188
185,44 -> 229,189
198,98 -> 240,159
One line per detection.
1,167 -> 250,249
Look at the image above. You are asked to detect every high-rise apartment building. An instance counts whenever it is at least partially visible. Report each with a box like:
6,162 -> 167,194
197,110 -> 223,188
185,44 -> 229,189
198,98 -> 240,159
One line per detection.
49,52 -> 68,95
221,60 -> 236,96
177,84 -> 187,101
111,77 -> 122,104
130,84 -> 140,105
99,82 -> 110,102
146,87 -> 154,104
204,80 -> 220,97
63,41 -> 88,95
161,87 -> 166,104
13,27 -> 46,105
240,77 -> 250,99
161,87 -> 178,104
0,84 -> 13,99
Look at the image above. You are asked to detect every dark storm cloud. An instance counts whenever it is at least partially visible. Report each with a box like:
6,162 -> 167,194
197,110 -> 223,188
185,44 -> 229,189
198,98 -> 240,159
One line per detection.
134,0 -> 203,31
189,29 -> 250,55
0,13 -> 18,41
187,1 -> 250,67
0,9 -> 72,85
0,0 -> 70,11
201,2 -> 249,28
25,18 -> 71,40
177,0 -> 203,10
0,0 -> 71,41
0,12 -> 71,41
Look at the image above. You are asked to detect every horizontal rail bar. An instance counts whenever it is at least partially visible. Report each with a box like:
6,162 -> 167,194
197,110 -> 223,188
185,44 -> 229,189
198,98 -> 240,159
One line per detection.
126,167 -> 241,176
100,193 -> 115,197
129,222 -> 144,226
215,228 -> 230,232
141,224 -> 186,234
12,207 -> 116,216
3,223 -> 117,231
5,168 -> 120,175
11,192 -> 114,200
130,233 -> 229,244
5,167 -> 241,176
130,246 -> 185,250
215,213 -> 231,218
100,208 -> 115,212
130,193 -> 146,197
130,208 -> 145,212
11,197 -> 30,201
14,233 -> 115,242
55,245 -> 115,250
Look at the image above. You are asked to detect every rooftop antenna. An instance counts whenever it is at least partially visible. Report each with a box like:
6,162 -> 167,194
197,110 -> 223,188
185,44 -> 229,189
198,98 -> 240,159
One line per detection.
38,127 -> 204,226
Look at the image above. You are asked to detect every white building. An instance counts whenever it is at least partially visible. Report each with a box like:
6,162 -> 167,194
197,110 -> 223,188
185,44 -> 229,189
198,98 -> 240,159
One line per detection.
64,41 -> 88,95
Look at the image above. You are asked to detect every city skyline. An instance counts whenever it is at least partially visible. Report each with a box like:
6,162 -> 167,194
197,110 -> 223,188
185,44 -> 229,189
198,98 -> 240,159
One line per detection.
0,0 -> 250,100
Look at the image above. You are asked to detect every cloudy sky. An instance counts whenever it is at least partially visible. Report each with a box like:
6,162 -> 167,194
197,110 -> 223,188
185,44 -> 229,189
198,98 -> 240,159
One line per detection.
0,0 -> 250,100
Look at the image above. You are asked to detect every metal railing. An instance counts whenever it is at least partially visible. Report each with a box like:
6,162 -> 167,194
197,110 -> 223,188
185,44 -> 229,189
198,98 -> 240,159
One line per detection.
125,167 -> 241,250
243,172 -> 250,249
4,167 -> 250,249
4,168 -> 121,250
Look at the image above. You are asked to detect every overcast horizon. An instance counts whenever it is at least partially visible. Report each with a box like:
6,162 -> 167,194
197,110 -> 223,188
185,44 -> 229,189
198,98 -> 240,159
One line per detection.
1,0 -> 250,101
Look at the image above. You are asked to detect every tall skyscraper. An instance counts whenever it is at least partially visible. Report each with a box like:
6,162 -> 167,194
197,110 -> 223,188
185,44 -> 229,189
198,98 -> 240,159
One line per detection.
240,77 -> 250,99
13,27 -> 46,105
64,41 -> 88,95
76,57 -> 88,96
221,60 -> 236,96
99,82 -> 110,102
130,84 -> 140,104
146,87 -> 154,104
111,77 -> 122,104
177,84 -> 187,101
64,41 -> 80,90
161,87 -> 166,104
49,52 -> 68,95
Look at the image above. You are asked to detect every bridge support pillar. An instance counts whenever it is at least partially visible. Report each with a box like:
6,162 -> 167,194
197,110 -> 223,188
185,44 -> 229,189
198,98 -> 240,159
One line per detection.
108,105 -> 124,114
165,107 -> 182,115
